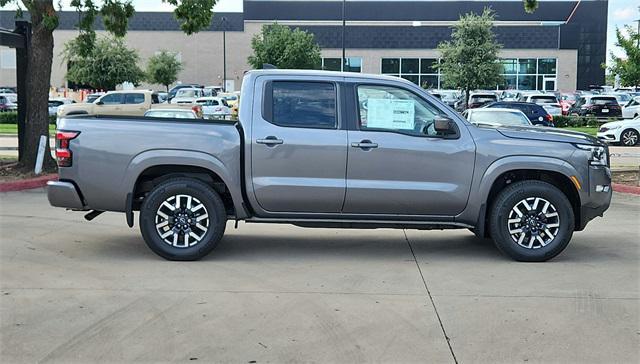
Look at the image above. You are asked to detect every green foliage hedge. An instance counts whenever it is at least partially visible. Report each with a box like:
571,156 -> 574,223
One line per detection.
553,116 -> 618,128
0,112 -> 57,124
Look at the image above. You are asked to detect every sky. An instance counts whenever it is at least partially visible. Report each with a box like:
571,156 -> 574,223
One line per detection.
4,0 -> 638,64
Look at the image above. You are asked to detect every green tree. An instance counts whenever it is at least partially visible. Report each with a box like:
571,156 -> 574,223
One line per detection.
606,14 -> 640,89
146,50 -> 184,92
248,23 -> 321,70
436,8 -> 503,106
0,0 -> 218,173
64,36 -> 144,91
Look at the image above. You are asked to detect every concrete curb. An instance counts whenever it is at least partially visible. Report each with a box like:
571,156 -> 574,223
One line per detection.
612,183 -> 640,195
0,174 -> 57,192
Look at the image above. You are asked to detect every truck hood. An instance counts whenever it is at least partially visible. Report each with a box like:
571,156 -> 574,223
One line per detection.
496,125 -> 601,145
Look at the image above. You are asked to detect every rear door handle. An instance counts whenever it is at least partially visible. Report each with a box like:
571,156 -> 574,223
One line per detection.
351,140 -> 378,149
256,136 -> 284,145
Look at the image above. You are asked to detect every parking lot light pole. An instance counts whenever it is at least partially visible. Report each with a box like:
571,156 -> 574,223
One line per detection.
222,16 -> 227,92
342,0 -> 345,72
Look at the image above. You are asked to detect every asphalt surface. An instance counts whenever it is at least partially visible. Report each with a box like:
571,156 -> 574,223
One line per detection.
0,189 -> 639,363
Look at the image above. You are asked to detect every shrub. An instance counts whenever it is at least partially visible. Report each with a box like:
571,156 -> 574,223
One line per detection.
553,115 -> 602,128
0,112 -> 56,124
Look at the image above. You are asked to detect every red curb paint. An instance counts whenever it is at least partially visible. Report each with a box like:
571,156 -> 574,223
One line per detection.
0,174 -> 58,192
612,183 -> 640,195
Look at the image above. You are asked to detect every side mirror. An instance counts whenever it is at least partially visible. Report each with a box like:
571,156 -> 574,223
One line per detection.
434,115 -> 456,135
95,101 -> 104,105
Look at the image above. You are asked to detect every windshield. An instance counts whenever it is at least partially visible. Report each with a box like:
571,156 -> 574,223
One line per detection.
469,110 -> 530,126
530,96 -> 558,104
614,94 -> 631,102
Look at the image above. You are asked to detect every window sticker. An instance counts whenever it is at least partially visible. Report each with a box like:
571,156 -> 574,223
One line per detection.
366,98 -> 415,130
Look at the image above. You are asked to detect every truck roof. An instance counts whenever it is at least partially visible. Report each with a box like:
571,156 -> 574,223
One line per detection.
245,69 -> 415,84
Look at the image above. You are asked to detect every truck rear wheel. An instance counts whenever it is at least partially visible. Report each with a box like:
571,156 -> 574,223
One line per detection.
139,178 -> 226,260
489,180 -> 574,262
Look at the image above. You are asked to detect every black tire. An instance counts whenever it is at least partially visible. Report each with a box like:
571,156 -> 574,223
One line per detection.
620,128 -> 639,146
489,180 -> 574,262
139,178 -> 227,261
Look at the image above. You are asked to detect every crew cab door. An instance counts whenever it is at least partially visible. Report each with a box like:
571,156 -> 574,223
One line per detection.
250,78 -> 347,213
94,93 -> 123,115
121,93 -> 148,115
343,83 -> 475,216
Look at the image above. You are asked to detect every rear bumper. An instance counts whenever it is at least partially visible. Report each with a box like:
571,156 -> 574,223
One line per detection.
47,180 -> 85,210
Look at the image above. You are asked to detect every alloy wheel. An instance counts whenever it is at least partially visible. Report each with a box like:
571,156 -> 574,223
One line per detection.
621,130 -> 638,146
155,194 -> 209,248
507,197 -> 560,249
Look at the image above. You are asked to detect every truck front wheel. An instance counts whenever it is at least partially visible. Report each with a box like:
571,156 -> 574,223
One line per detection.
139,178 -> 227,261
489,180 -> 574,262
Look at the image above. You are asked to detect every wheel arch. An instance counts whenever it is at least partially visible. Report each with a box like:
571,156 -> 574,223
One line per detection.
124,150 -> 248,219
475,157 -> 582,238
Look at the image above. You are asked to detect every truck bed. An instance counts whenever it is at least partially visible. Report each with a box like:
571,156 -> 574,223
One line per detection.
55,115 -> 243,213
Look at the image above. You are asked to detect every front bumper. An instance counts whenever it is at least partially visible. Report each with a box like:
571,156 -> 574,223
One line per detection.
577,165 -> 612,231
47,180 -> 85,210
597,131 -> 619,143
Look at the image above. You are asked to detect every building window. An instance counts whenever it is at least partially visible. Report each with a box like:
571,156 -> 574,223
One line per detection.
499,57 -> 557,91
321,57 -> 362,72
0,48 -> 16,69
381,58 -> 443,89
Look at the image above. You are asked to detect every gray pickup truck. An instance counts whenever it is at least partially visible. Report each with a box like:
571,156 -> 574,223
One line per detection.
48,70 -> 612,262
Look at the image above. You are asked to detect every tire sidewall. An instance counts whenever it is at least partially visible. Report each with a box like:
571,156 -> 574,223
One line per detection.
139,179 -> 226,260
490,181 -> 575,262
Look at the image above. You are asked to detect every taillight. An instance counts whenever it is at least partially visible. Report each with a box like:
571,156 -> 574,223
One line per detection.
55,130 -> 79,167
545,114 -> 553,122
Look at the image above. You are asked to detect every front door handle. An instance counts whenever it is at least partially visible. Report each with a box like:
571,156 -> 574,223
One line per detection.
351,140 -> 378,149
256,136 -> 284,145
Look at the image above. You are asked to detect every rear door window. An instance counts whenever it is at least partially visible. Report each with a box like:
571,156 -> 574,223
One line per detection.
124,93 -> 146,104
265,81 -> 337,129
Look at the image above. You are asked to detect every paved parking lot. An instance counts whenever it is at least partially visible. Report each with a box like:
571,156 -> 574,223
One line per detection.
1,189 -> 639,363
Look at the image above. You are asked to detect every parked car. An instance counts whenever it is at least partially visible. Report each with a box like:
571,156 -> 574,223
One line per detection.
483,101 -> 554,127
194,97 -> 231,118
610,92 -> 632,107
218,92 -> 240,108
463,108 -> 532,127
568,95 -> 622,118
168,84 -> 203,101
0,94 -> 17,112
85,92 -> 105,103
435,90 -> 461,107
170,88 -> 205,104
143,109 -> 200,119
48,98 -> 75,116
57,90 -> 201,117
622,96 -> 640,119
48,69 -> 612,262
204,86 -> 223,97
521,93 -> 562,117
499,91 -> 519,102
463,92 -> 498,110
597,116 -> 640,146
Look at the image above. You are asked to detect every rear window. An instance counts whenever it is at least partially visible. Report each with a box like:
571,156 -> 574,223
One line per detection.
591,97 -> 618,106
265,81 -> 337,129
530,96 -> 558,104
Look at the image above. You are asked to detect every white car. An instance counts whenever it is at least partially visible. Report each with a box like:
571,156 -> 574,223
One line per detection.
597,116 -> 640,146
522,94 -> 562,116
194,97 -> 231,118
463,108 -> 532,128
622,96 -> 640,119
48,98 -> 75,116
170,88 -> 205,104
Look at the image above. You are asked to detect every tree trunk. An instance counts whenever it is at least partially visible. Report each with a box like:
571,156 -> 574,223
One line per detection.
20,2 -> 57,173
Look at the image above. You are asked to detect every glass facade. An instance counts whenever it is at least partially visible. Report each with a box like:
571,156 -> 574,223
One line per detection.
381,57 -> 557,91
321,57 -> 362,72
381,58 -> 441,89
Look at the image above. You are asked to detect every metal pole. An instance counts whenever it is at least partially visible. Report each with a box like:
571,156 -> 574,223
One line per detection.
222,17 -> 227,92
14,21 -> 30,162
341,0 -> 346,72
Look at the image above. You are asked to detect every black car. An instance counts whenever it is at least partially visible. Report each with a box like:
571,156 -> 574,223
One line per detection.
483,101 -> 554,127
568,96 -> 622,118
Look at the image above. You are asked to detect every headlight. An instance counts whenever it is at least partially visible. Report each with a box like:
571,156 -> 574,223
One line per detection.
606,125 -> 621,130
575,144 -> 608,166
